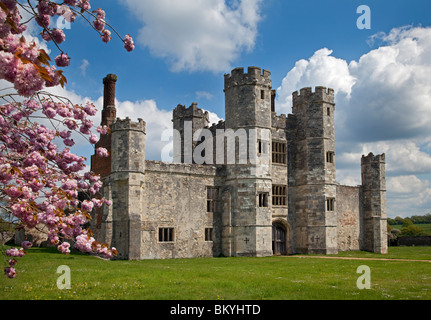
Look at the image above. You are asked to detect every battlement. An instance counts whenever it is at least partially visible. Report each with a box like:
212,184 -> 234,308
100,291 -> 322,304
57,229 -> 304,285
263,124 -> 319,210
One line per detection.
173,103 -> 209,121
361,152 -> 386,164
271,113 -> 287,129
112,117 -> 146,133
208,119 -> 225,130
292,86 -> 335,107
224,66 -> 271,91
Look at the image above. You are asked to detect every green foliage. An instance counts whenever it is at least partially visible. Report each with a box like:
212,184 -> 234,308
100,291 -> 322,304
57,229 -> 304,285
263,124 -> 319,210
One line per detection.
388,213 -> 431,225
401,225 -> 427,237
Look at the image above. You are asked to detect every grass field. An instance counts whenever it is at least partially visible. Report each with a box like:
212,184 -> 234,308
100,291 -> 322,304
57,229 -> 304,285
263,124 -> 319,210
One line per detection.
1,246 -> 430,300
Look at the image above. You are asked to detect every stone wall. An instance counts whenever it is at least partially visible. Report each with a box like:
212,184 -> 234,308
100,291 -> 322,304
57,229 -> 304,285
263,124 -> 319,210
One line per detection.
336,185 -> 361,251
141,161 -> 219,259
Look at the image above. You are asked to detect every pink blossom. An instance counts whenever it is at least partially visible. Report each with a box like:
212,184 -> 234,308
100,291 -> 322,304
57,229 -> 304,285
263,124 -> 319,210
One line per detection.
101,29 -> 111,43
96,147 -> 109,158
51,29 -> 66,44
93,18 -> 105,32
4,186 -> 22,198
83,102 -> 97,116
74,234 -> 93,253
55,54 -> 71,67
78,0 -> 91,12
14,63 -> 45,97
89,134 -> 99,144
5,248 -> 25,257
21,241 -> 32,249
81,200 -> 94,212
8,258 -> 18,266
124,34 -> 135,52
97,125 -> 108,135
63,138 -> 75,147
57,242 -> 70,254
4,267 -> 16,279
35,14 -> 50,28
64,0 -> 78,6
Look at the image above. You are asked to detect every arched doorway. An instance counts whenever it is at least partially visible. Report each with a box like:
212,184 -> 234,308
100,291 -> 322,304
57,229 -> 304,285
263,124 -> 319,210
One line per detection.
272,222 -> 287,255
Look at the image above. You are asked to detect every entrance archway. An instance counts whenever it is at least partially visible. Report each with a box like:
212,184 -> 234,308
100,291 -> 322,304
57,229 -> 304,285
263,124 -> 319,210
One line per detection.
272,222 -> 287,255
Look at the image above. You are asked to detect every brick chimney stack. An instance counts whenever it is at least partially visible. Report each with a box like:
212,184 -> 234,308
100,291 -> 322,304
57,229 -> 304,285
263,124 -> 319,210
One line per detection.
101,74 -> 117,126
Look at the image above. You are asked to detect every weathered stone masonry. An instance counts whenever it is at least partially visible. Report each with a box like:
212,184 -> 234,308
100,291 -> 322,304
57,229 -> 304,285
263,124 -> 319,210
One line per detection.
91,67 -> 388,260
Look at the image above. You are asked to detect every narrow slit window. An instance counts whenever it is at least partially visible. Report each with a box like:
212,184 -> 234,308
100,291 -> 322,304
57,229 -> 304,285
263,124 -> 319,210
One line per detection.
326,198 -> 335,211
205,228 -> 213,242
207,187 -> 219,213
258,192 -> 269,207
326,151 -> 335,163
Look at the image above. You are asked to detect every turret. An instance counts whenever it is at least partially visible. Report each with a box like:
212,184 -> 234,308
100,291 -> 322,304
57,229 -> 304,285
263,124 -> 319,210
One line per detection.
172,102 -> 210,163
361,153 -> 388,254
224,66 -> 272,130
289,86 -> 337,254
105,117 -> 146,260
221,67 -> 273,258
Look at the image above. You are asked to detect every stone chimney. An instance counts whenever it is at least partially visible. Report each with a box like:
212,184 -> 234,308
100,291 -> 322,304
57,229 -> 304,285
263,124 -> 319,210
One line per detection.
101,74 -> 117,126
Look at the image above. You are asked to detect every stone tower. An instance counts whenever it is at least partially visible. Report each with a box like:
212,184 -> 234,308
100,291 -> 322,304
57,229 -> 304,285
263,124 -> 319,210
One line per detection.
361,153 -> 388,254
172,103 -> 210,163
222,66 -> 273,257
290,87 -> 338,254
102,118 -> 146,260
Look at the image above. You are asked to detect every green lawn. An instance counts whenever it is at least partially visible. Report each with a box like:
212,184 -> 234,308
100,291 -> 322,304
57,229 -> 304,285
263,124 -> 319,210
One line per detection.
1,246 -> 430,300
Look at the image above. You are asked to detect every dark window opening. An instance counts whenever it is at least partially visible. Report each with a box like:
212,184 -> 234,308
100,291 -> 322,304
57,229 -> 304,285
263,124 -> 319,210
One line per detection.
258,193 -> 269,207
159,228 -> 174,242
326,198 -> 335,211
207,187 -> 219,213
272,185 -> 287,206
272,141 -> 287,164
205,228 -> 213,242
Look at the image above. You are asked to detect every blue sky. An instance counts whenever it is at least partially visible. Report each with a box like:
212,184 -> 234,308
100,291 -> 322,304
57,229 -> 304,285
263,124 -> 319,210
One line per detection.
20,0 -> 431,218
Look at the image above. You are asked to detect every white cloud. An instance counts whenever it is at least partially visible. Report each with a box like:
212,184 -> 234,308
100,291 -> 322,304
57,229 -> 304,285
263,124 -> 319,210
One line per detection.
276,26 -> 431,216
79,59 -> 90,76
276,48 -> 355,115
196,91 -> 213,100
121,0 -> 263,72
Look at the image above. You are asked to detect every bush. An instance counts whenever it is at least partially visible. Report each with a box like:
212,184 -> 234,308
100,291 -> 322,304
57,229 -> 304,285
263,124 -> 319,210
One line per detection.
400,225 -> 427,237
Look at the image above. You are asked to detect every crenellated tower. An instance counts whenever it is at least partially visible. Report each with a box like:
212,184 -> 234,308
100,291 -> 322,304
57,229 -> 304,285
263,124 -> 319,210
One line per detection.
361,153 -> 388,254
221,66 -> 273,257
289,86 -> 338,254
172,103 -> 210,163
102,117 -> 146,260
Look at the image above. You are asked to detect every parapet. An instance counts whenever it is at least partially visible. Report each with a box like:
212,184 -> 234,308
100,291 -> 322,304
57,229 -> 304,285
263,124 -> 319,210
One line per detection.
271,113 -> 287,129
111,117 -> 146,133
224,66 -> 271,91
209,120 -> 226,135
361,152 -> 386,164
173,102 -> 209,121
292,86 -> 335,107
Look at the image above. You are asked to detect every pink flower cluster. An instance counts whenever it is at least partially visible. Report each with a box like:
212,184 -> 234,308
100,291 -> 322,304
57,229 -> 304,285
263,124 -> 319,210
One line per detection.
3,241 -> 32,278
1,0 -> 135,278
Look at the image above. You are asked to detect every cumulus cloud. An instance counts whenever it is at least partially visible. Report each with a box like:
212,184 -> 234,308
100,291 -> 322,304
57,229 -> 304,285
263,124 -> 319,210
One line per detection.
276,26 -> 431,216
121,0 -> 263,72
276,48 -> 355,115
